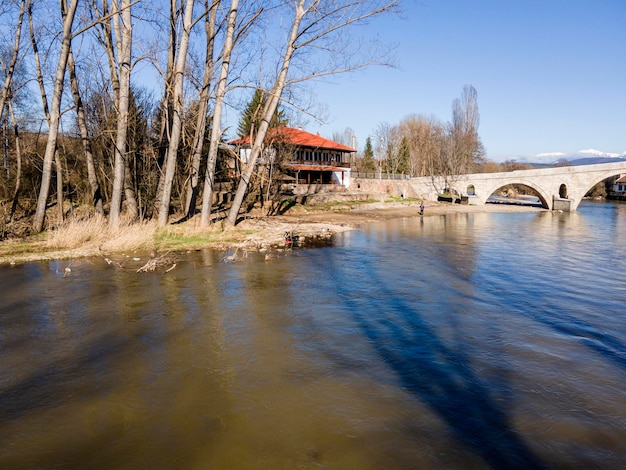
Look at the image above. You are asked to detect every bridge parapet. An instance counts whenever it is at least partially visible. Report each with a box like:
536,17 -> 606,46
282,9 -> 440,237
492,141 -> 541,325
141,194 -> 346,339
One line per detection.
445,161 -> 626,211
355,161 -> 626,211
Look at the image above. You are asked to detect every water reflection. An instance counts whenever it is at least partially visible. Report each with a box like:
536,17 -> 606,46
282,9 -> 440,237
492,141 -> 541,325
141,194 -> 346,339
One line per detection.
1,201 -> 626,468
315,223 -> 545,468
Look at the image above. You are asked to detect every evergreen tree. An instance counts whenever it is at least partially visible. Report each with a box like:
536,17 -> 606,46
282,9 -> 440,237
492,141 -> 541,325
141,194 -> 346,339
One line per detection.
382,134 -> 409,175
360,136 -> 377,172
237,89 -> 288,138
397,136 -> 410,174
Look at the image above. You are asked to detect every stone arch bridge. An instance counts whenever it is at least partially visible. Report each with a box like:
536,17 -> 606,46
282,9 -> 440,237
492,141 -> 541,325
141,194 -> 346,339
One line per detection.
359,161 -> 626,211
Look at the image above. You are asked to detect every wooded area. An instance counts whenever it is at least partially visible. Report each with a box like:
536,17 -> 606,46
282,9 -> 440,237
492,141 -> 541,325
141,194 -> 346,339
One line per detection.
0,0 -> 399,239
354,85 -> 486,182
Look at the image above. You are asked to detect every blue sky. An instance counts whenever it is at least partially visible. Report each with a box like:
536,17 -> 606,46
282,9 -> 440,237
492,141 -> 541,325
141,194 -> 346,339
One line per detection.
309,0 -> 626,162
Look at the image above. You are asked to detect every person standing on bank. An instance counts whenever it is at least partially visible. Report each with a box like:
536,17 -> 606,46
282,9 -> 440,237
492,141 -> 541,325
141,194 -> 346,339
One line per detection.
419,203 -> 425,216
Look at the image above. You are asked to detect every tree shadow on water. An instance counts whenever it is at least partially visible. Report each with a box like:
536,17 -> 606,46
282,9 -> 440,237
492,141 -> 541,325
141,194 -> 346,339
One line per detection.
323,260 -> 547,469
505,292 -> 626,373
0,331 -> 131,423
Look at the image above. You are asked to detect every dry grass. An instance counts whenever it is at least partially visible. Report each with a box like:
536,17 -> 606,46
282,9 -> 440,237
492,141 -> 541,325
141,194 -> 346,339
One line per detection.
45,216 -> 158,253
0,214 -> 265,265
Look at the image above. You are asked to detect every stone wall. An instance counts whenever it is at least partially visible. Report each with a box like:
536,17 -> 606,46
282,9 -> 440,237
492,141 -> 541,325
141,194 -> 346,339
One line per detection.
354,177 -> 439,201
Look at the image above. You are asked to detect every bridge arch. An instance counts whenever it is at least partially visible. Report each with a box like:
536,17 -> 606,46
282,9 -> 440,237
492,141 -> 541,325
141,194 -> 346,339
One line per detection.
456,179 -> 552,209
402,162 -> 626,211
568,169 -> 626,210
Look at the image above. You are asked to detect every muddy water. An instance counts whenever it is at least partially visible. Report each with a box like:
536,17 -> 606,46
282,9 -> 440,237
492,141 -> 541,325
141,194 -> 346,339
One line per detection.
1,200 -> 626,469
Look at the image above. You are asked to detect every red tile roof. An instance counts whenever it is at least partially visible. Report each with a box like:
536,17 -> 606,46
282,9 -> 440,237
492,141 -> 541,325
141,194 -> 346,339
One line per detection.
229,127 -> 356,152
616,175 -> 626,183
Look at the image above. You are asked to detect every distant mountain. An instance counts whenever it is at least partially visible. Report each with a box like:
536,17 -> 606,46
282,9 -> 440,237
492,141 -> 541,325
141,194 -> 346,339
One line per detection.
567,156 -> 626,165
530,149 -> 626,166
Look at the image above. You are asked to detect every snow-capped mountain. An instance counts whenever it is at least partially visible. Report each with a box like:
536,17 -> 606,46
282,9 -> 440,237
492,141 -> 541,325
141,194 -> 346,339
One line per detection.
531,149 -> 626,165
577,149 -> 626,159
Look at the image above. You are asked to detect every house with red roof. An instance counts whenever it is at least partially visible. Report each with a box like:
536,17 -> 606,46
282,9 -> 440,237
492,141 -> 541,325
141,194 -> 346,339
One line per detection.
229,127 -> 356,189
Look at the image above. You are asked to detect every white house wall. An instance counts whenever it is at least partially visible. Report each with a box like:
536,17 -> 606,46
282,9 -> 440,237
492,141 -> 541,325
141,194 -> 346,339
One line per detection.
239,148 -> 251,164
333,169 -> 350,188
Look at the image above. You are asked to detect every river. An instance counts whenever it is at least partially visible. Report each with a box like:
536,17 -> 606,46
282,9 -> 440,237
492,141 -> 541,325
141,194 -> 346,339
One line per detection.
1,200 -> 626,469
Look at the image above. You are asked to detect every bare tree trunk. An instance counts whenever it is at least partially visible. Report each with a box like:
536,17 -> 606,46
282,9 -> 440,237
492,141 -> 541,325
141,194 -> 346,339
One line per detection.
184,0 -> 218,220
27,0 -> 49,119
153,0 -> 178,217
1,0 -> 26,221
123,158 -> 138,218
199,0 -> 239,227
116,2 -> 138,222
157,0 -> 195,227
225,1 -> 305,227
55,150 -> 64,221
0,0 -> 25,123
97,0 -> 120,103
8,99 -> 22,222
32,0 -> 79,233
109,0 -> 133,229
94,0 -> 137,225
67,49 -> 104,215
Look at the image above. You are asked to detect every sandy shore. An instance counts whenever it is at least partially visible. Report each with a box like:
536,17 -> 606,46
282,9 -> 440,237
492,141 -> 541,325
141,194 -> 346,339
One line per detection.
279,200 -> 543,225
232,201 -> 545,251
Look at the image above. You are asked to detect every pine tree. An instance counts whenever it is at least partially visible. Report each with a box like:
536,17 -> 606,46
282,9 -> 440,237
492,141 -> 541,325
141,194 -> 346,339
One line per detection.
237,89 -> 287,138
360,136 -> 376,172
397,136 -> 410,174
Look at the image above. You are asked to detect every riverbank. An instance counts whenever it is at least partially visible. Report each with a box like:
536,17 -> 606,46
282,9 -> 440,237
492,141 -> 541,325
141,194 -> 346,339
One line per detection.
236,200 -> 544,247
0,201 -> 544,266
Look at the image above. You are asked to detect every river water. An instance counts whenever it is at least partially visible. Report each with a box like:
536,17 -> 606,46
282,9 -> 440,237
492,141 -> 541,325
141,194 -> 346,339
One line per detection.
1,200 -> 626,469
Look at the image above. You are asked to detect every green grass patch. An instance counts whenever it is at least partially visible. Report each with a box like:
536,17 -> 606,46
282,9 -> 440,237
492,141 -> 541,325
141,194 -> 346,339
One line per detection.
384,196 -> 421,203
154,228 -> 259,251
307,198 -> 382,210
0,238 -> 46,257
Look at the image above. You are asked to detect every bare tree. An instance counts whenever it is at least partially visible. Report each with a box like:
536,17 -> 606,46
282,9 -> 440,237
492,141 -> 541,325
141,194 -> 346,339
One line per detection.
225,0 -> 399,227
199,0 -> 246,227
0,0 -> 25,124
0,0 -> 26,223
65,1 -> 104,216
67,48 -> 103,215
156,0 -> 196,227
183,0 -> 218,220
107,0 -> 134,229
32,0 -> 79,233
399,114 -> 444,177
7,96 -> 23,221
152,0 -> 178,213
332,127 -> 356,147
224,3 -> 303,227
374,121 -> 393,174
395,113 -> 448,192
86,0 -> 139,226
448,84 -> 484,176
390,86 -> 484,193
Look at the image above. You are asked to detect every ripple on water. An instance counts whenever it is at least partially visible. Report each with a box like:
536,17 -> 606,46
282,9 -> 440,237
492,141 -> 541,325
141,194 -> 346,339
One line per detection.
1,201 -> 626,468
